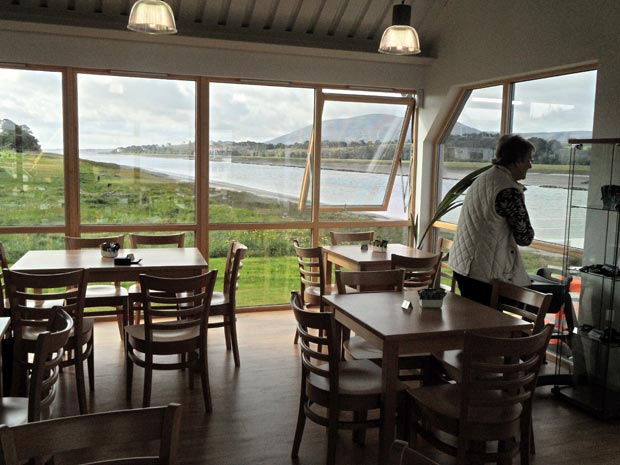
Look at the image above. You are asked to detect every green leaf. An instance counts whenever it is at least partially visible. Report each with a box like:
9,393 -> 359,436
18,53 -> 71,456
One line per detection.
416,164 -> 492,248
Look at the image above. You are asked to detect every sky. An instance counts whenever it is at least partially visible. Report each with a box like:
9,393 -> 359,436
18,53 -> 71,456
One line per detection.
457,70 -> 597,134
0,68 -> 597,150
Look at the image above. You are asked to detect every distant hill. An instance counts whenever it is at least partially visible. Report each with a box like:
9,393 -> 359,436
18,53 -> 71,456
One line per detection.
520,130 -> 592,143
267,114 -> 410,144
450,122 -> 483,135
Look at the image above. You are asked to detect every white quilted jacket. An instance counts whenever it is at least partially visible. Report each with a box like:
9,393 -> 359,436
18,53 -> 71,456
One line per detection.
448,165 -> 531,286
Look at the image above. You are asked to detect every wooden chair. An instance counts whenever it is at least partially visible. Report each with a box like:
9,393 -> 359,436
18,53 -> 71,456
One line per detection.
127,232 -> 186,324
0,242 -> 9,315
0,307 -> 72,426
330,231 -> 374,245
209,240 -> 247,367
4,268 -> 91,415
125,271 -> 217,411
391,253 -> 442,290
407,326 -> 553,465
336,269 -> 431,382
0,403 -> 182,465
292,239 -> 338,344
434,237 -> 456,291
293,239 -> 337,310
389,440 -> 440,465
290,290 -> 401,465
433,280 -> 553,382
335,269 -> 404,294
65,235 -> 129,337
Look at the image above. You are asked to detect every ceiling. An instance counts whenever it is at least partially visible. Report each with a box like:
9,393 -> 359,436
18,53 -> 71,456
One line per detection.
0,0 -> 445,55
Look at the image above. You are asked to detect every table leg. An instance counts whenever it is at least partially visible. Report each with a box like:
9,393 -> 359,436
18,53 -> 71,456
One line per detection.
379,340 -> 399,464
324,251 -> 333,286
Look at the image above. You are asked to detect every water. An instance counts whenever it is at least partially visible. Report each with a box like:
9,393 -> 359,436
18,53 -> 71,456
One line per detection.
81,153 -> 582,246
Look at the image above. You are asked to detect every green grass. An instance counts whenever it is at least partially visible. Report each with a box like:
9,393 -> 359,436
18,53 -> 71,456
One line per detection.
0,151 -> 569,308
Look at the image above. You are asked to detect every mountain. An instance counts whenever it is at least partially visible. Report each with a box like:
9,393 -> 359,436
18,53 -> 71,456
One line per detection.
450,122 -> 483,135
267,114 -> 410,144
520,130 -> 592,143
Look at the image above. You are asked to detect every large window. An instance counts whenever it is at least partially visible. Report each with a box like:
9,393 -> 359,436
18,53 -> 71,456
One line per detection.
209,83 -> 314,224
1,66 -> 417,309
435,68 -> 597,271
0,68 -> 64,226
77,74 -> 196,225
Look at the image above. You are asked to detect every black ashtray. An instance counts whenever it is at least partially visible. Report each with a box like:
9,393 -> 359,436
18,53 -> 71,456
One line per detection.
114,254 -> 141,266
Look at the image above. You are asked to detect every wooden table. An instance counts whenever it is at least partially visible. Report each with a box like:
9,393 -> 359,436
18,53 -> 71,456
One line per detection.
10,248 -> 208,321
323,290 -> 532,464
322,244 -> 436,284
11,248 -> 208,282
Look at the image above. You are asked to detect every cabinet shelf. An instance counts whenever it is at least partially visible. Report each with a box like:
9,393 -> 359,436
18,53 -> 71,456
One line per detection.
555,139 -> 620,419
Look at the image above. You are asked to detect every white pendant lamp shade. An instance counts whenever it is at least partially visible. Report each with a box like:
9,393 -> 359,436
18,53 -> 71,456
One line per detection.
127,0 -> 177,35
378,3 -> 421,55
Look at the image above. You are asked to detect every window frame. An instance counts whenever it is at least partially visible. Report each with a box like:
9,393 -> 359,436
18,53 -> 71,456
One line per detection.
430,64 -> 598,253
299,89 -> 416,212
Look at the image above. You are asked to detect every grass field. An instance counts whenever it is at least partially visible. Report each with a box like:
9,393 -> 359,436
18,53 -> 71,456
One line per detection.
1,151 -> 569,308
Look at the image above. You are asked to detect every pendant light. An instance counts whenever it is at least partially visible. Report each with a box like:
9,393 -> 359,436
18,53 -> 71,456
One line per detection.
378,1 -> 421,55
127,0 -> 177,35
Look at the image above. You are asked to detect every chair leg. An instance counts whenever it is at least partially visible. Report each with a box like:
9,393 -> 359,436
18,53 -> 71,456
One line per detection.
125,336 -> 133,401
326,418 -> 338,465
10,346 -> 28,397
352,410 -> 367,445
188,352 -> 195,390
228,315 -> 241,367
224,320 -> 232,350
199,343 -> 212,413
142,353 -> 153,408
74,345 -> 88,415
87,336 -> 95,392
116,311 -> 124,340
291,379 -> 307,459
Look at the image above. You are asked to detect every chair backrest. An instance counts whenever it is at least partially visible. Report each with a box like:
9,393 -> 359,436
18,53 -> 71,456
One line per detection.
139,271 -> 217,343
221,240 -> 248,306
26,307 -> 73,422
459,326 -> 553,437
389,440 -> 439,465
336,269 -> 404,294
290,290 -> 334,387
292,239 -> 326,307
391,253 -> 442,289
490,280 -> 552,334
130,233 -> 185,248
0,403 -> 182,465
330,231 -> 374,245
435,237 -> 455,291
5,268 -> 87,345
533,267 -> 576,333
65,234 -> 125,250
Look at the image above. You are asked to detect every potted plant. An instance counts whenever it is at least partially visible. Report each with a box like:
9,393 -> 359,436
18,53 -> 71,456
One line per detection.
412,164 -> 492,248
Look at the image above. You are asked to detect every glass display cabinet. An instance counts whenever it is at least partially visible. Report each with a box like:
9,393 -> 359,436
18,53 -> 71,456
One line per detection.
554,138 -> 620,418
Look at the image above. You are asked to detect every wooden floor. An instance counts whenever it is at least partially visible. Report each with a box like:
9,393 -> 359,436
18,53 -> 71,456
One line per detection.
50,311 -> 620,465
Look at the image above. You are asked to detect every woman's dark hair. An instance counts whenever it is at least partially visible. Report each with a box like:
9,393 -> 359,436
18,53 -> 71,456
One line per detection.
492,134 -> 535,166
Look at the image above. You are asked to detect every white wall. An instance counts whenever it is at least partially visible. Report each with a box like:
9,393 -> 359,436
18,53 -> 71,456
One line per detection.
0,20 -> 432,90
415,0 -> 620,233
